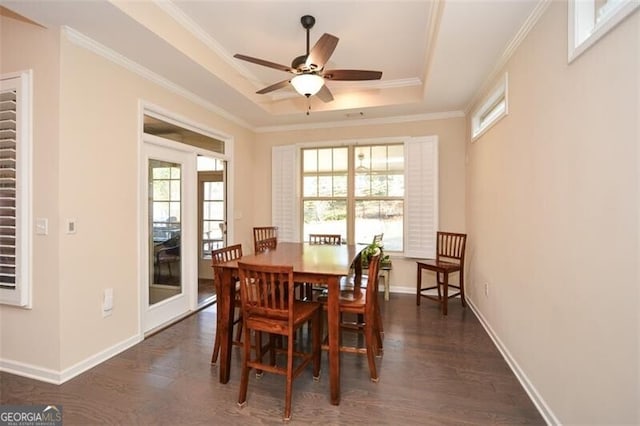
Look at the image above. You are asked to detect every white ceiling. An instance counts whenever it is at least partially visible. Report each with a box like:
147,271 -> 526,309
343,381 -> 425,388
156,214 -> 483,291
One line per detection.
2,0 -> 540,131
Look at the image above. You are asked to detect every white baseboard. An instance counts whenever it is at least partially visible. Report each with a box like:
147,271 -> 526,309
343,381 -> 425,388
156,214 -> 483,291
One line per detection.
0,333 -> 142,385
466,297 -> 559,426
0,359 -> 61,384
387,285 -> 417,295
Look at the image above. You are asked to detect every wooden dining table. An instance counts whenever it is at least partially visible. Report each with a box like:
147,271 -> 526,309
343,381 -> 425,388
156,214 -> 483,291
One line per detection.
213,242 -> 358,406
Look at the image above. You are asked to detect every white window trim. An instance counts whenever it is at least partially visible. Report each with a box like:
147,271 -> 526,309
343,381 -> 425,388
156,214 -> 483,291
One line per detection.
568,0 -> 640,63
272,136 -> 439,258
471,73 -> 509,142
0,70 -> 33,308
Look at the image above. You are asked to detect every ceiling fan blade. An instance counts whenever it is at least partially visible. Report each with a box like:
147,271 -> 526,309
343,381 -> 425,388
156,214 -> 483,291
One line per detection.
305,33 -> 339,70
316,85 -> 334,102
322,69 -> 383,81
234,54 -> 296,73
256,79 -> 291,94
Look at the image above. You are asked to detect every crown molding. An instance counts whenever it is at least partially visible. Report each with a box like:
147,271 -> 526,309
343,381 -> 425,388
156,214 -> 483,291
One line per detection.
61,25 -> 467,135
465,0 -> 552,114
254,110 -> 465,133
62,26 -> 252,130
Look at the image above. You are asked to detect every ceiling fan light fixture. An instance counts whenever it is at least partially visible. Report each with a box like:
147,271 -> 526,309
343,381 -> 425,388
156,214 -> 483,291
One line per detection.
291,73 -> 324,97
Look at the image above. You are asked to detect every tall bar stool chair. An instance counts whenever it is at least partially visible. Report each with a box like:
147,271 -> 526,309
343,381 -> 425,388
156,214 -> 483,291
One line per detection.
253,226 -> 278,253
236,262 -> 322,422
318,250 -> 383,382
210,244 -> 243,364
416,232 -> 467,315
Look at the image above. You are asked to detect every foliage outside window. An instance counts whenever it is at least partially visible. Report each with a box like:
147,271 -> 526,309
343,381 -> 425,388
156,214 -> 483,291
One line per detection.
302,144 -> 404,251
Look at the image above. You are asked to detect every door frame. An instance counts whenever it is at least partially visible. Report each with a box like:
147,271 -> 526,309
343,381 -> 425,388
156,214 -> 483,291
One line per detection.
142,139 -> 196,333
138,102 -> 235,336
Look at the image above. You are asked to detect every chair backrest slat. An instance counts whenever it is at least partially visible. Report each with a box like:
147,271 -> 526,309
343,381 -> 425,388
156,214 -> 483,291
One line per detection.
253,226 -> 278,253
211,244 -> 243,265
237,262 -> 293,322
436,232 -> 467,264
255,237 -> 278,253
309,234 -> 341,245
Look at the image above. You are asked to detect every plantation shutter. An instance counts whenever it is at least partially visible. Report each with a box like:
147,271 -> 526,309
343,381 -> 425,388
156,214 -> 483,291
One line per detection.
404,136 -> 438,259
271,145 -> 300,243
0,71 -> 31,307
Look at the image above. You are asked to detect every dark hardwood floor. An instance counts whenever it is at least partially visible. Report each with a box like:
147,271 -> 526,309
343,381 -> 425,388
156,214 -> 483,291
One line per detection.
0,294 -> 544,425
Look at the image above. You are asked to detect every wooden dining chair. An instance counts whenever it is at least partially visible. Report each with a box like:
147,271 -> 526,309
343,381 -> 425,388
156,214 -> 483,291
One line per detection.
304,234 -> 342,300
236,262 -> 322,422
318,250 -> 383,382
255,236 -> 277,253
253,226 -> 278,253
309,233 -> 341,245
210,244 -> 243,364
416,232 -> 467,315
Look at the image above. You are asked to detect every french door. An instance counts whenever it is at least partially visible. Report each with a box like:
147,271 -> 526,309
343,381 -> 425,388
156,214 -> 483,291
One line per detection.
142,139 -> 197,332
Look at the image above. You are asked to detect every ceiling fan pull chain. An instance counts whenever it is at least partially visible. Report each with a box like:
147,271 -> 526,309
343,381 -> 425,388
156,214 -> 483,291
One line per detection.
306,98 -> 311,116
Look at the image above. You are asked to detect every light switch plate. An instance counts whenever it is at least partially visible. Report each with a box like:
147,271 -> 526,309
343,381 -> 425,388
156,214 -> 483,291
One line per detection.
66,219 -> 77,234
35,218 -> 48,235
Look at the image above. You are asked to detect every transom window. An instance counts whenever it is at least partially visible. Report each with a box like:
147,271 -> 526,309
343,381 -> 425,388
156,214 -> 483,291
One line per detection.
302,144 -> 404,251
568,0 -> 639,62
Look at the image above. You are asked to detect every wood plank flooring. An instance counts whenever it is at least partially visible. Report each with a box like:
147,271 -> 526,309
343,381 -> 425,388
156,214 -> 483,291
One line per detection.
0,294 -> 544,425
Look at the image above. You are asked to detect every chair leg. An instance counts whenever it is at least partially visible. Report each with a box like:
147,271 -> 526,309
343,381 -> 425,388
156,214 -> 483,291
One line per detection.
459,272 -> 466,307
312,310 -> 321,380
284,338 -> 295,421
374,307 -> 383,356
416,265 -> 422,305
211,328 -> 220,364
255,332 -> 264,377
211,301 -> 223,364
364,320 -> 379,382
234,310 -> 243,342
237,328 -> 251,408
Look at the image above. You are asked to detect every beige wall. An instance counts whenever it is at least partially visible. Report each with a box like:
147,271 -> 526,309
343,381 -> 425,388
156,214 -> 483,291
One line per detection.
1,18 -> 257,374
466,4 -> 639,424
56,34 -> 255,370
0,17 -> 62,372
255,117 -> 467,289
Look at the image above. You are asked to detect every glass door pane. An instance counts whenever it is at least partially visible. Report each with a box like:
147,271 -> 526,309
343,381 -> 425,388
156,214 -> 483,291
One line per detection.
149,159 -> 182,305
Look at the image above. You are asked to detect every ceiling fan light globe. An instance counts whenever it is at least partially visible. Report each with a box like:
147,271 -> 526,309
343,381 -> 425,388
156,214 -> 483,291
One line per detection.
291,74 -> 324,97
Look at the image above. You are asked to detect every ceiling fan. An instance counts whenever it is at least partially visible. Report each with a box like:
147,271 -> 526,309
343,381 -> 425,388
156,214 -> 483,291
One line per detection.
234,15 -> 382,103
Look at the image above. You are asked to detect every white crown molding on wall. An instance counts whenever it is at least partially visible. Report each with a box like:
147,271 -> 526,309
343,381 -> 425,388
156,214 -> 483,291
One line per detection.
62,26 -> 462,134
153,0 -> 247,77
62,26 -> 252,130
154,0 -> 427,94
464,0 -> 553,114
254,110 -> 465,133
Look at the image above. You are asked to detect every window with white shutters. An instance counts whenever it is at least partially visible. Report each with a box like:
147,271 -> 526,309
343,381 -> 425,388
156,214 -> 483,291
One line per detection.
0,70 -> 32,307
272,136 -> 438,256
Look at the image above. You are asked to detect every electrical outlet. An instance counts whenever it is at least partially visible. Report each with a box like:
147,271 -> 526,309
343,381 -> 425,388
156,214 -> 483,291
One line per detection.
102,288 -> 113,317
484,283 -> 489,297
